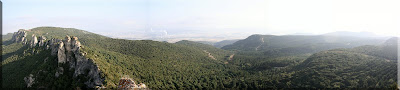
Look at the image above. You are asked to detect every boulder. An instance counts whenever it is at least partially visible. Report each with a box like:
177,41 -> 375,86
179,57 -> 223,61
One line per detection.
24,74 -> 35,88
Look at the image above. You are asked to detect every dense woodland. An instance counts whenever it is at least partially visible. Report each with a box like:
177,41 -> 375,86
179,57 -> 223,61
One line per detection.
2,27 -> 398,89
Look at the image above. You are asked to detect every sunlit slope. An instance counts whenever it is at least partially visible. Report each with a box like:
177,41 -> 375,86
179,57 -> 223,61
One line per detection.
289,40 -> 397,88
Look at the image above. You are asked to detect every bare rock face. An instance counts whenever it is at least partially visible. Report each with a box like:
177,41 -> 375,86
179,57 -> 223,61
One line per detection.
68,36 -> 103,87
71,36 -> 82,51
11,30 -> 28,44
53,35 -> 104,88
24,74 -> 35,88
30,34 -> 38,48
75,57 -> 104,87
49,38 -> 61,55
38,36 -> 47,47
57,41 -> 67,64
64,35 -> 75,67
64,35 -> 72,52
68,36 -> 82,69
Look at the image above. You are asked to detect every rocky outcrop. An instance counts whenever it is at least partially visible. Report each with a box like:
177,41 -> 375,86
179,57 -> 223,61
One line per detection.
118,77 -> 148,89
11,30 -> 28,44
24,74 -> 35,88
38,36 -> 47,47
57,41 -> 67,64
80,59 -> 104,87
60,36 -> 103,87
64,35 -> 75,68
71,36 -> 82,51
53,35 -> 104,88
48,38 -> 62,55
64,35 -> 72,52
30,34 -> 38,47
21,35 -> 104,88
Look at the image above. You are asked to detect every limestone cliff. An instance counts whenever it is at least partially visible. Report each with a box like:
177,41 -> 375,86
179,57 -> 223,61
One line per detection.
58,36 -> 103,87
54,36 -> 105,88
57,41 -> 67,64
11,30 -> 28,44
48,38 -> 62,55
19,34 -> 104,88
30,34 -> 38,48
38,36 -> 47,47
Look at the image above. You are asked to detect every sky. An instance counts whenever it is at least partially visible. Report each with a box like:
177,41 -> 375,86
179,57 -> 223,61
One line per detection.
3,0 -> 400,42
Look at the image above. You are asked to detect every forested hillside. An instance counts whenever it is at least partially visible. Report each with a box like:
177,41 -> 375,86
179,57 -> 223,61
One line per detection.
2,33 -> 14,41
291,49 -> 396,88
175,40 -> 234,60
2,27 -> 397,89
294,37 -> 397,88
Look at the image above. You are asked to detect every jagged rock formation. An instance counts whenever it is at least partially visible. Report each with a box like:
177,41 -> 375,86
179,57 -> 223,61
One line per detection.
65,36 -> 103,87
118,76 -> 148,89
48,38 -> 62,55
54,35 -> 104,88
57,41 -> 67,64
18,34 -> 104,88
11,30 -> 28,44
30,34 -> 38,47
38,36 -> 47,47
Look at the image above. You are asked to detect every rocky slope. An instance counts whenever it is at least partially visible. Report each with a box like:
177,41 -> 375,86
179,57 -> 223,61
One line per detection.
10,30 -> 28,44
9,30 -> 105,88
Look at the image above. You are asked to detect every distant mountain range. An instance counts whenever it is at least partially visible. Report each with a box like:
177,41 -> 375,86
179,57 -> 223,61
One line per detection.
189,31 -> 390,48
195,39 -> 240,48
222,34 -> 389,52
322,31 -> 388,37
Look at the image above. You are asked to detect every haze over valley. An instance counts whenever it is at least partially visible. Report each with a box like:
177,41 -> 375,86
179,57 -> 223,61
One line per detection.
3,0 -> 400,42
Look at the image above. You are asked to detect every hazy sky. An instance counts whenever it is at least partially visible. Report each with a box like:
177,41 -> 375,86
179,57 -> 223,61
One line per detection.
3,0 -> 400,41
